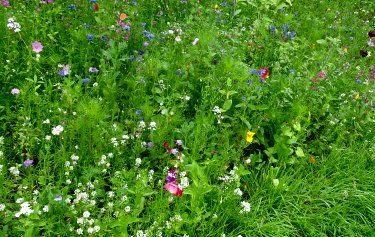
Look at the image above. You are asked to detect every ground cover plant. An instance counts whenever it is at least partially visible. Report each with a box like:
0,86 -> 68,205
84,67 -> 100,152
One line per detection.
0,0 -> 375,236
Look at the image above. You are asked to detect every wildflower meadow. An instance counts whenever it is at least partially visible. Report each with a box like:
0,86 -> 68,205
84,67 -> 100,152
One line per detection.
1,0 -> 375,236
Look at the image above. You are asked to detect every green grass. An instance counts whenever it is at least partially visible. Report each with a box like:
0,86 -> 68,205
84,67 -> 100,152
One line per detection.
0,0 -> 374,236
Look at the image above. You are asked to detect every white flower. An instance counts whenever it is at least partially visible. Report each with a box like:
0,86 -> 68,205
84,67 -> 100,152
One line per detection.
175,36 -> 182,42
42,205 -> 49,212
124,206 -> 131,213
240,201 -> 251,213
52,125 -> 64,135
192,38 -> 199,45
83,211 -> 90,218
43,119 -> 50,124
0,204 -> 5,211
149,121 -> 157,130
9,166 -> 20,176
45,135 -> 51,140
212,106 -> 221,115
135,158 -> 142,167
234,188 -> 243,196
93,225 -> 100,232
139,121 -> 146,129
76,228 -> 84,235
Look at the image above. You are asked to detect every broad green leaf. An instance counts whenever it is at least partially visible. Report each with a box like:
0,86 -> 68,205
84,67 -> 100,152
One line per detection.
295,147 -> 305,157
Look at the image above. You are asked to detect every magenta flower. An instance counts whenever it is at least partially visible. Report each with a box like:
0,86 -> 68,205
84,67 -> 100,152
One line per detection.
32,41 -> 43,53
317,71 -> 327,79
11,88 -> 20,95
164,182 -> 183,197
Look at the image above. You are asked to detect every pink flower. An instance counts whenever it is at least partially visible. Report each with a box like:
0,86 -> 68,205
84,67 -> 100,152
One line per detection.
164,182 -> 183,197
317,71 -> 327,79
32,41 -> 43,53
368,40 -> 374,47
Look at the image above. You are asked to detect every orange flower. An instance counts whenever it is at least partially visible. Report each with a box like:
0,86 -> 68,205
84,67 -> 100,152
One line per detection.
309,155 -> 316,164
246,131 -> 255,143
120,13 -> 127,21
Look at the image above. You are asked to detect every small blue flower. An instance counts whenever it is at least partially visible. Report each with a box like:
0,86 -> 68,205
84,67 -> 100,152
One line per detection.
247,80 -> 252,86
82,78 -> 90,83
176,69 -> 182,75
143,30 -> 149,35
136,109 -> 143,115
356,79 -> 362,84
100,35 -> 107,40
221,2 -> 227,6
242,96 -> 246,101
131,1 -> 137,5
139,50 -> 145,56
129,55 -> 136,60
87,34 -> 94,43
148,34 -> 155,40
141,22 -> 146,27
249,69 -> 257,74
84,23 -> 90,28
258,69 -> 266,77
290,69 -> 295,73
123,25 -> 130,31
213,59 -> 219,65
230,1 -> 235,6
69,4 -> 76,9
90,0 -> 96,2
260,79 -> 266,84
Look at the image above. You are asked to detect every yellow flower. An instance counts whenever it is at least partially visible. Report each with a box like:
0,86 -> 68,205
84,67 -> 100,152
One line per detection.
354,94 -> 359,100
342,47 -> 348,53
214,4 -> 219,9
246,131 -> 255,143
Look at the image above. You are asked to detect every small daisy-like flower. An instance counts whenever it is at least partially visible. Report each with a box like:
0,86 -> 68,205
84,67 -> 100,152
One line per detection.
11,88 -> 20,95
31,41 -> 43,53
52,125 -> 64,135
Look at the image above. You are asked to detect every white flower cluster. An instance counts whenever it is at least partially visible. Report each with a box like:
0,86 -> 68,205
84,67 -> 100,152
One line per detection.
136,230 -> 149,237
76,211 -> 100,235
15,202 -> 34,218
7,18 -> 21,32
165,214 -> 183,229
212,106 -> 224,124
218,166 -> 239,183
9,166 -> 20,177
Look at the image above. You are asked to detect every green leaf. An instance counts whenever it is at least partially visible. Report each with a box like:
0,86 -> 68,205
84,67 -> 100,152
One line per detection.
295,147 -> 305,157
273,179 -> 280,187
222,100 -> 232,112
316,39 -> 327,45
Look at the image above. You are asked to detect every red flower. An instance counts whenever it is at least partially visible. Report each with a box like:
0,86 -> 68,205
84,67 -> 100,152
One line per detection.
94,4 -> 99,11
259,68 -> 269,79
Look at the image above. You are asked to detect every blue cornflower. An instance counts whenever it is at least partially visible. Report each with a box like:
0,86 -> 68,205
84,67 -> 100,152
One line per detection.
123,25 -> 130,31
249,69 -> 257,74
143,30 -> 149,35
139,50 -> 145,56
290,69 -> 295,73
270,25 -> 276,36
221,2 -> 227,6
148,34 -> 155,40
230,1 -> 235,6
136,109 -> 143,115
247,80 -> 252,86
129,55 -> 136,60
260,79 -> 266,84
356,79 -> 362,84
87,34 -> 94,43
100,35 -> 107,40
159,37 -> 165,42
176,69 -> 182,75
69,4 -> 75,9
82,78 -> 90,83
288,31 -> 296,40
131,1 -> 137,5
90,0 -> 96,2
258,69 -> 266,77
84,23 -> 90,28
141,22 -> 146,27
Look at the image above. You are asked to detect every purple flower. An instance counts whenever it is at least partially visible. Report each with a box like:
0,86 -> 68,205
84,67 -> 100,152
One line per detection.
11,88 -> 20,95
24,159 -> 33,168
89,67 -> 99,73
175,140 -> 183,146
147,142 -> 154,148
166,169 -> 177,183
143,42 -> 149,47
171,148 -> 178,155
